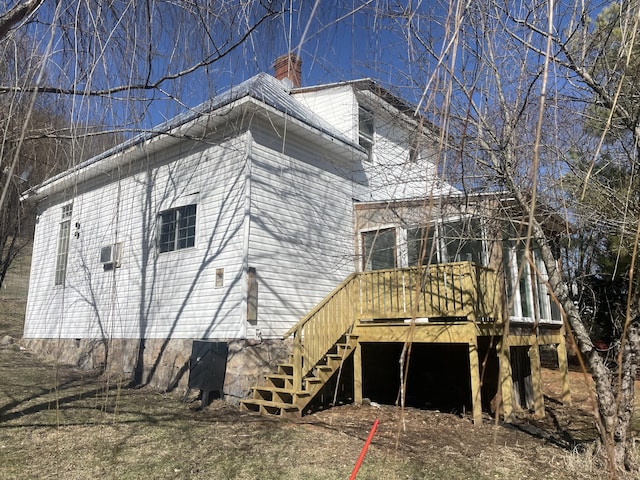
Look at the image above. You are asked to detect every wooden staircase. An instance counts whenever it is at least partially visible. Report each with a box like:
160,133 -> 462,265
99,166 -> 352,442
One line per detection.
239,264 -> 502,418
239,333 -> 358,417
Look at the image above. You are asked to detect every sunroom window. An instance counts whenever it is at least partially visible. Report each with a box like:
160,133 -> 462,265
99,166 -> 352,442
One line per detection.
407,218 -> 484,267
503,241 -> 562,323
362,228 -> 396,270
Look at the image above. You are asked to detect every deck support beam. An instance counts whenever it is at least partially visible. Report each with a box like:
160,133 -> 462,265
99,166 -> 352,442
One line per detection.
556,330 -> 571,405
353,341 -> 363,405
498,337 -> 514,422
529,337 -> 545,418
468,339 -> 482,425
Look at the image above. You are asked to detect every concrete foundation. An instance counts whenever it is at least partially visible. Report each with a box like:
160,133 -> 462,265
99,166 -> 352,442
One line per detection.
22,337 -> 291,403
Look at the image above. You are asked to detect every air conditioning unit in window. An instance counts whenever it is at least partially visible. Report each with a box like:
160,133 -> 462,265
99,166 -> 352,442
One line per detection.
100,242 -> 122,267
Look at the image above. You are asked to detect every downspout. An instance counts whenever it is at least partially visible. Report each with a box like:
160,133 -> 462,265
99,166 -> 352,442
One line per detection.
240,129 -> 253,339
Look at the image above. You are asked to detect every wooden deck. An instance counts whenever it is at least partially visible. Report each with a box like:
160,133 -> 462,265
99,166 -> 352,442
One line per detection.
240,262 -> 569,423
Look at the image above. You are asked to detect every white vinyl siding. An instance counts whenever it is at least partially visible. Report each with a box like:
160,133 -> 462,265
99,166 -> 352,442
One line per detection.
247,122 -> 356,337
25,135 -> 248,340
25,79 -> 459,344
293,86 -> 355,139
296,85 -> 457,201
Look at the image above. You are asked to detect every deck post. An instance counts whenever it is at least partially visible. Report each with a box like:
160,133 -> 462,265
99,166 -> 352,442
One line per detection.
556,329 -> 571,405
353,340 -> 363,405
292,332 -> 302,392
468,339 -> 482,424
529,337 -> 545,418
498,337 -> 514,422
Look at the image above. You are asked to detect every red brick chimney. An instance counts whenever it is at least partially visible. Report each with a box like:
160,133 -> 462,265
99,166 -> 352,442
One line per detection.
273,53 -> 302,88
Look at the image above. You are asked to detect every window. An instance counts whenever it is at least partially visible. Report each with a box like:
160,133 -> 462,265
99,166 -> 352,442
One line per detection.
407,218 -> 484,267
358,106 -> 374,161
441,219 -> 484,265
158,204 -> 197,253
362,228 -> 396,270
503,241 -> 562,323
409,131 -> 421,163
407,225 -> 437,266
54,204 -> 73,286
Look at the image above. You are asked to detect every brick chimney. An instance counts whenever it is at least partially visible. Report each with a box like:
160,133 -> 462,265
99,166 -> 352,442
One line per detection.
273,53 -> 302,88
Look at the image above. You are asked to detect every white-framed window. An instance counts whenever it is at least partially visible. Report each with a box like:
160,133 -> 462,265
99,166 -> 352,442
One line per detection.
362,228 -> 397,270
407,217 -> 484,267
358,105 -> 374,161
158,204 -> 197,253
504,241 -> 562,323
54,203 -> 73,286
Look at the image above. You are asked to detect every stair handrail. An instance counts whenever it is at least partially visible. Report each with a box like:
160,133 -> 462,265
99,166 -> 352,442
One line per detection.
283,272 -> 359,339
284,272 -> 360,392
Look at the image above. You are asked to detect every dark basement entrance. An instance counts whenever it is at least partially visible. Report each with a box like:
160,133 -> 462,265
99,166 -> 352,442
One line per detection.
361,343 -> 473,415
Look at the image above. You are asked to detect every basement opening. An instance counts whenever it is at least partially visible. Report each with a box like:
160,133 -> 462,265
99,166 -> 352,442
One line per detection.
361,343 -> 473,415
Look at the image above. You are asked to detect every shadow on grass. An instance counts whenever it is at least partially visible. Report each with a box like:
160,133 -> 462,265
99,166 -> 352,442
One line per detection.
504,395 -> 598,452
0,377 -> 119,424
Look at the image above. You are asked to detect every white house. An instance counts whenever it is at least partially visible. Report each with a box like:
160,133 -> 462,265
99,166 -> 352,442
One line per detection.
22,54 -> 567,419
21,54 -> 453,394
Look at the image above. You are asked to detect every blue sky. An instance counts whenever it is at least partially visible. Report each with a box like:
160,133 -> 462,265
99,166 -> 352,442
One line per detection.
16,1 -> 455,136
89,1 -> 442,132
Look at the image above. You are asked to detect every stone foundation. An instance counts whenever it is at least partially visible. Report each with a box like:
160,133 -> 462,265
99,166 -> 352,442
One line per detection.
22,337 -> 291,402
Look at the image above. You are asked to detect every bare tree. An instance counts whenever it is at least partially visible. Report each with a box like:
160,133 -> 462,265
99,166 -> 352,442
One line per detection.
389,0 -> 640,473
0,0 -> 284,287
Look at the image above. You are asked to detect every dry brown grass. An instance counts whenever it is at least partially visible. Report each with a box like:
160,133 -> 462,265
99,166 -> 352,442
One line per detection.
1,340 -> 633,480
0,254 -> 638,479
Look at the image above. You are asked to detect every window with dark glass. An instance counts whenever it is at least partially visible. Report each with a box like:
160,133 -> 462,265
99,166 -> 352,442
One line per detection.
358,106 -> 374,161
441,218 -> 484,265
362,228 -> 396,270
158,204 -> 197,253
407,226 -> 436,266
407,218 -> 484,267
409,131 -> 422,162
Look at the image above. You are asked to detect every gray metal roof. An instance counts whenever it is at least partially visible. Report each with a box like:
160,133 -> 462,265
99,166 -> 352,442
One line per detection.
151,72 -> 357,146
26,73 -> 360,196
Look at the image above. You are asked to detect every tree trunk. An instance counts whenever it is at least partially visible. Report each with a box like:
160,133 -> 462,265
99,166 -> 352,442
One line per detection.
515,189 -> 638,474
613,321 -> 639,471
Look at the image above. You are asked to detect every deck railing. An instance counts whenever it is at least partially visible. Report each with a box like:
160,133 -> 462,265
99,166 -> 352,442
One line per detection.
356,262 -> 501,321
283,262 -> 501,392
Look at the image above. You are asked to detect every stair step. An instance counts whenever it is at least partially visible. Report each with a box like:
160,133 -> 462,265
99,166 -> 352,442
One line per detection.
239,398 -> 301,417
326,353 -> 347,361
251,386 -> 311,403
264,374 -> 293,389
336,342 -> 354,351
277,364 -> 294,375
239,329 -> 359,419
317,364 -> 334,371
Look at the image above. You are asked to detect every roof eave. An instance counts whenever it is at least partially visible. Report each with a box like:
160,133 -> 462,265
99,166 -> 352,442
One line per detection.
22,95 -> 364,203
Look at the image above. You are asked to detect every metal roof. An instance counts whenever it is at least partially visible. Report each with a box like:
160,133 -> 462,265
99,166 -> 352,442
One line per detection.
23,73 -> 361,200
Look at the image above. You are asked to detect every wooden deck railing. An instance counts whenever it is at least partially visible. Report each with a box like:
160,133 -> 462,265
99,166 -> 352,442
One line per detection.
356,262 -> 501,321
283,262 -> 501,392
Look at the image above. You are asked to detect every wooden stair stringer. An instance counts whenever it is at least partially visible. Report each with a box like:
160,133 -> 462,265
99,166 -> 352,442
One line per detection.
239,334 -> 358,418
